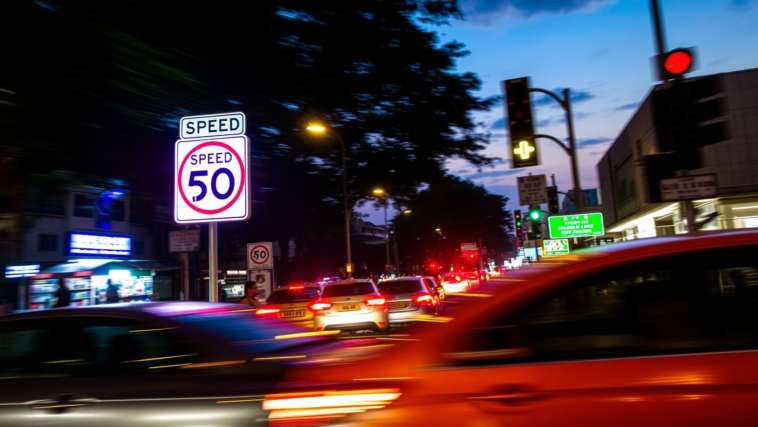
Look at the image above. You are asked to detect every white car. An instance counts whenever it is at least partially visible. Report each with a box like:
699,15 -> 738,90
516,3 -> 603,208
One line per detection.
311,280 -> 389,334
439,273 -> 470,294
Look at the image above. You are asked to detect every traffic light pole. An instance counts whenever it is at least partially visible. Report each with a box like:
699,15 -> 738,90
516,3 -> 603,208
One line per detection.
529,88 -> 583,214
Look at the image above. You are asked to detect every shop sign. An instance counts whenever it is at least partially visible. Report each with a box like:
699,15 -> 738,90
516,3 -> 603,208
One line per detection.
543,239 -> 570,256
461,242 -> 478,251
660,174 -> 718,201
69,233 -> 131,257
548,213 -> 605,239
226,270 -> 246,275
5,264 -> 40,278
169,229 -> 201,252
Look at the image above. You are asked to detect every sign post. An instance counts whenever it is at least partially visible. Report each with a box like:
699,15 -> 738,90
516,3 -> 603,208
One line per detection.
175,112 -> 249,302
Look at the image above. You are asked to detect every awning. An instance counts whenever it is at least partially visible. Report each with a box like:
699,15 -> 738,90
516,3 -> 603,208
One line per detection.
34,259 -> 178,279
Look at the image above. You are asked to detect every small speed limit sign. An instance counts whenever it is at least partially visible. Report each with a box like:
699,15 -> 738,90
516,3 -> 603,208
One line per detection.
175,136 -> 250,223
247,242 -> 273,270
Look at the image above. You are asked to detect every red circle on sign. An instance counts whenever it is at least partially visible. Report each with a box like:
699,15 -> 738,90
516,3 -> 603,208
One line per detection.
250,245 -> 270,265
178,140 -> 246,215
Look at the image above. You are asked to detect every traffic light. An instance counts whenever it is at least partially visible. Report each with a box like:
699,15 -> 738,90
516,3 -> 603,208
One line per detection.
528,205 -> 541,221
660,48 -> 695,81
503,78 -> 539,168
514,210 -> 523,247
547,186 -> 559,214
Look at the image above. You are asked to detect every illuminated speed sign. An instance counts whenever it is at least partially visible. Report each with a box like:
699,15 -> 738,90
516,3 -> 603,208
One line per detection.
175,136 -> 250,223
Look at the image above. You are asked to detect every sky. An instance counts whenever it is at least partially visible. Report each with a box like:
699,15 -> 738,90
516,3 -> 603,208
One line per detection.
361,0 -> 758,224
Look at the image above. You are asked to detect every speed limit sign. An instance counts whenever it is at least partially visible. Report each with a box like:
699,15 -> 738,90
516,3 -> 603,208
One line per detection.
247,242 -> 274,270
175,135 -> 250,223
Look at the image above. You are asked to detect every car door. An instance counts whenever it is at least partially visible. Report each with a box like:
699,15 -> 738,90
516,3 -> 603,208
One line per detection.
400,246 -> 758,427
0,315 -> 276,426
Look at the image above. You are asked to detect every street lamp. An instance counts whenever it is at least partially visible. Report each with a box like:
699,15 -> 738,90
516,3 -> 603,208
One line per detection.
346,187 -> 385,279
306,122 -> 351,277
392,209 -> 411,274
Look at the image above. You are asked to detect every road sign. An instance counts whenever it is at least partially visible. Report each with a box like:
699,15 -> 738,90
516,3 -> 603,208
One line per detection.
247,242 -> 274,270
175,135 -> 250,223
180,112 -> 246,140
518,175 -> 548,205
461,242 -> 478,251
660,174 -> 718,201
543,239 -> 570,256
548,213 -> 605,239
169,229 -> 200,252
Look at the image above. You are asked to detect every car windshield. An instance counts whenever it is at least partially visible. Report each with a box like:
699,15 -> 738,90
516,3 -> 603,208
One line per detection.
322,282 -> 376,297
266,288 -> 320,304
173,311 -> 329,354
378,279 -> 425,295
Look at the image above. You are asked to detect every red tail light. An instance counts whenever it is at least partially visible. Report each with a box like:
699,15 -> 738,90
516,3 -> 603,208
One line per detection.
364,297 -> 386,306
257,308 -> 281,315
288,285 -> 305,291
413,293 -> 434,305
309,302 -> 333,311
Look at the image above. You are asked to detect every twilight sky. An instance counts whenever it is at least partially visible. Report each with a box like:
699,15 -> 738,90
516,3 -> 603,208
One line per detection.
362,0 -> 758,224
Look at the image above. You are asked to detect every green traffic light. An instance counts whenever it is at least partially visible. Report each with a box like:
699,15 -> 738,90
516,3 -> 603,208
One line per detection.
530,210 -> 540,220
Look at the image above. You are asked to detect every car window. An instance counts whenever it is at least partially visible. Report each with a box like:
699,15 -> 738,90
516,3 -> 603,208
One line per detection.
423,278 -> 438,290
0,316 -> 217,381
448,247 -> 758,367
267,288 -> 320,304
378,280 -> 425,295
322,283 -> 376,297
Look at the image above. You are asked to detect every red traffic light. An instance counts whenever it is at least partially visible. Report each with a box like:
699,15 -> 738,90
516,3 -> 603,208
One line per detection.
663,49 -> 693,76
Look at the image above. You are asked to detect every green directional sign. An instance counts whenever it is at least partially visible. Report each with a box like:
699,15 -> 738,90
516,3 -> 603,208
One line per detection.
543,239 -> 570,256
548,213 -> 605,239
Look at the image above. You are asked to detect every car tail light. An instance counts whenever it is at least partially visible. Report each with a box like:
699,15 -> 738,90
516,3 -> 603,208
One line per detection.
256,308 -> 281,315
264,388 -> 402,425
413,293 -> 434,305
288,285 -> 305,291
455,275 -> 461,282
309,302 -> 333,311
364,297 -> 386,306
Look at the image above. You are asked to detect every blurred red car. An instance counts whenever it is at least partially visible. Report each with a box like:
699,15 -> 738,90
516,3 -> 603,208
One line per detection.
265,230 -> 758,426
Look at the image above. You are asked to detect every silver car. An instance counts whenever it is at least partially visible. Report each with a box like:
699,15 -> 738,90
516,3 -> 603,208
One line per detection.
311,280 -> 389,334
377,278 -> 441,328
0,302 -> 381,427
440,272 -> 471,294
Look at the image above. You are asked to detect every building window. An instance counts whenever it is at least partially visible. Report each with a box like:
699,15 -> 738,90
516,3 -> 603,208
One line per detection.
134,241 -> 144,256
111,200 -> 125,222
38,234 -> 57,252
74,194 -> 95,218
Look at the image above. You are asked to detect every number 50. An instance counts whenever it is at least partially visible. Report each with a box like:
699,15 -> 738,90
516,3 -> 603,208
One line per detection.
189,168 -> 235,202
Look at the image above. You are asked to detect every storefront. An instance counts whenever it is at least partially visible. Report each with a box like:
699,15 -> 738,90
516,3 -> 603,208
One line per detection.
222,270 -> 247,302
29,260 -> 177,310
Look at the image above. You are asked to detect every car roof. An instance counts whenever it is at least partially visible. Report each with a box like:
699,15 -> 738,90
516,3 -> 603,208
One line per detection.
324,279 -> 375,286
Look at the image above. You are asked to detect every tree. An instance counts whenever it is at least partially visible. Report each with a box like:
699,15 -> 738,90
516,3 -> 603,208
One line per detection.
395,175 -> 514,272
0,1 -> 497,279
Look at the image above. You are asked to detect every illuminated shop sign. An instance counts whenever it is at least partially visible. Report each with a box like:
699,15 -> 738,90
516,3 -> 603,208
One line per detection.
69,233 -> 131,257
5,264 -> 41,278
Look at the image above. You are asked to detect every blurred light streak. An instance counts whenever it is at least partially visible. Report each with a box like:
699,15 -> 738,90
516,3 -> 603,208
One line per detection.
181,360 -> 246,369
275,330 -> 340,340
253,355 -> 307,361
130,327 -> 176,333
148,363 -> 192,369
123,354 -> 197,363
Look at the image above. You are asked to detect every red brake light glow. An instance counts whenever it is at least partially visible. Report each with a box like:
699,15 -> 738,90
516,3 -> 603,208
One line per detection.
309,302 -> 333,311
288,285 -> 305,291
364,297 -> 386,306
413,293 -> 433,305
455,275 -> 461,282
256,308 -> 281,315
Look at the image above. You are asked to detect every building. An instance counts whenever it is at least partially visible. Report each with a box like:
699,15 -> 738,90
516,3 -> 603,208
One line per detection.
0,176 -> 177,310
352,218 -> 388,245
597,68 -> 758,241
560,188 -> 602,215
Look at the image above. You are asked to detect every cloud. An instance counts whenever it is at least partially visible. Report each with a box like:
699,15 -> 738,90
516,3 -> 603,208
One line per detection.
536,111 -> 591,128
615,102 -> 639,111
490,117 -> 506,130
532,89 -> 595,108
708,57 -> 731,67
466,169 -> 523,180
461,0 -> 615,22
577,136 -> 613,148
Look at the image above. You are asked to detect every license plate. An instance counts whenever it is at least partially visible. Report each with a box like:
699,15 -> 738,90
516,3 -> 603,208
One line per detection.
280,310 -> 306,318
389,302 -> 409,309
338,304 -> 359,312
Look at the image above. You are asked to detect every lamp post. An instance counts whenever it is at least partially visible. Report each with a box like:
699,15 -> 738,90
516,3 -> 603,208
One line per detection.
346,188 -> 385,279
391,209 -> 411,274
306,123 -> 352,278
